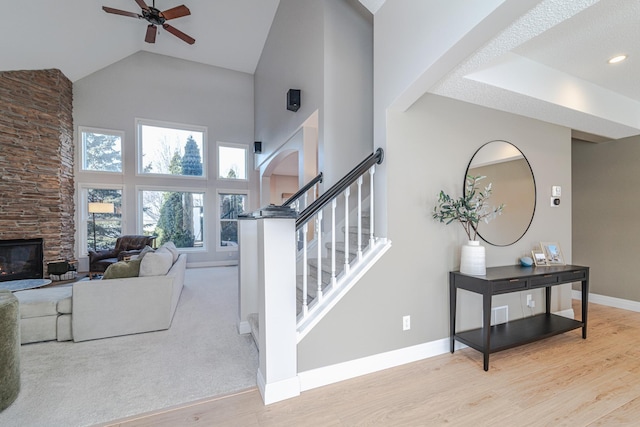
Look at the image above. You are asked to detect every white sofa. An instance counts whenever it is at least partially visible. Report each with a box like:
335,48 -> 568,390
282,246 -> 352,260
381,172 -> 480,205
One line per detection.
72,253 -> 186,342
15,253 -> 186,343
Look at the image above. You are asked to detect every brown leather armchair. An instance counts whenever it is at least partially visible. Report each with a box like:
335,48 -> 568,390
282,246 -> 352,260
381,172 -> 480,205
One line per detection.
88,235 -> 156,278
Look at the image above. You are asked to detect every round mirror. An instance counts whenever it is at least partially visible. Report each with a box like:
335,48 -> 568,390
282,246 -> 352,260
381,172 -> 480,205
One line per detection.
465,140 -> 536,246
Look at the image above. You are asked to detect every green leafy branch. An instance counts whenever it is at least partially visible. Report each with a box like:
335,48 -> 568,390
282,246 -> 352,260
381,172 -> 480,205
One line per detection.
433,175 -> 505,241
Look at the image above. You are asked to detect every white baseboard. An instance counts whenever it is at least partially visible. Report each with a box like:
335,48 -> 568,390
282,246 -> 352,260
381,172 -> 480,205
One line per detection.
257,369 -> 300,405
237,320 -> 251,335
298,338 -> 464,392
298,307 -> 576,393
186,260 -> 238,269
572,290 -> 640,312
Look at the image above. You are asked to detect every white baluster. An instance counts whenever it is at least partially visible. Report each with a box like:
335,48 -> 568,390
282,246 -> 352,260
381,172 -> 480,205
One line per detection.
369,165 -> 375,247
316,210 -> 323,300
357,176 -> 363,260
344,187 -> 350,274
302,223 -> 308,317
331,199 -> 337,286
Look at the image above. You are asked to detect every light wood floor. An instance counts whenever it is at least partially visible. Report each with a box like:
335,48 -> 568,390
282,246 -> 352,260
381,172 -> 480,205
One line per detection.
106,301 -> 640,426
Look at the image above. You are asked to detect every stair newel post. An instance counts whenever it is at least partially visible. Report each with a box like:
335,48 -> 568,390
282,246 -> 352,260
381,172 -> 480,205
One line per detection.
237,216 -> 258,335
302,222 -> 309,316
316,210 -> 323,300
255,207 -> 300,404
357,176 -> 363,261
344,187 -> 351,274
369,165 -> 376,247
331,199 -> 337,287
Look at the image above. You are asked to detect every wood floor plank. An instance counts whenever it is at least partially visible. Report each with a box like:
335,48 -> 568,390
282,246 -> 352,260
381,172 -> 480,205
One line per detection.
110,301 -> 640,426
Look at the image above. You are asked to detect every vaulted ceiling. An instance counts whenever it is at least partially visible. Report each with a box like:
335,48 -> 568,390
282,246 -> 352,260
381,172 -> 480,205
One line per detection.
2,0 -> 638,142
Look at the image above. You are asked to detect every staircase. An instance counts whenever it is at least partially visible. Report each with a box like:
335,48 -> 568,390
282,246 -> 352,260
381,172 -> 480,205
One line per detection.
296,210 -> 369,313
238,149 -> 390,404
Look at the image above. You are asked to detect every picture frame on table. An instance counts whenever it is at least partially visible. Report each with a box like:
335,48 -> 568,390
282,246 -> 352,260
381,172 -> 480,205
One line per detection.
540,241 -> 565,265
532,247 -> 547,266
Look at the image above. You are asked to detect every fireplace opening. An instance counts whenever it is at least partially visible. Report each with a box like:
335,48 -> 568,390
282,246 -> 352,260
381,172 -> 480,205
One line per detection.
0,238 -> 44,282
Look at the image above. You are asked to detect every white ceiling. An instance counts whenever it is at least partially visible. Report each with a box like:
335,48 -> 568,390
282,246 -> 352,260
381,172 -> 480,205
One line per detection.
2,0 -> 638,142
1,0 -> 279,80
427,0 -> 640,142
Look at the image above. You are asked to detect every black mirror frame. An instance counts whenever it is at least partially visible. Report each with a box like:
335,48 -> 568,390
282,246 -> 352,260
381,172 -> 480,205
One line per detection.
464,140 -> 537,247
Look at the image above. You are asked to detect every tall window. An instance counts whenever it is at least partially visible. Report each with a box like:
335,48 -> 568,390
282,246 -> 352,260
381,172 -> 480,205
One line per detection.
218,192 -> 248,249
218,143 -> 247,180
141,189 -> 204,249
137,119 -> 206,177
85,188 -> 122,253
80,127 -> 123,173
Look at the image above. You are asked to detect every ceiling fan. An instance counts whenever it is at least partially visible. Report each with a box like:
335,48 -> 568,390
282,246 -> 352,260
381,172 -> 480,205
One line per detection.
102,0 -> 195,45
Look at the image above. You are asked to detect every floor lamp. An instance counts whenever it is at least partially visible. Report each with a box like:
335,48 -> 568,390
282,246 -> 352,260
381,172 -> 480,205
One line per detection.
88,202 -> 114,251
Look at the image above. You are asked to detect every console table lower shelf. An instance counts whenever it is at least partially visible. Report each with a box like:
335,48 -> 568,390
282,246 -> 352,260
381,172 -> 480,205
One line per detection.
454,313 -> 583,355
450,264 -> 589,371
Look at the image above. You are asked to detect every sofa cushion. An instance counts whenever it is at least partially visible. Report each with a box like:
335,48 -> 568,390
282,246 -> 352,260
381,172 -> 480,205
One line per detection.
103,258 -> 142,280
159,241 -> 179,263
139,249 -> 173,277
14,287 -> 73,318
133,245 -> 155,261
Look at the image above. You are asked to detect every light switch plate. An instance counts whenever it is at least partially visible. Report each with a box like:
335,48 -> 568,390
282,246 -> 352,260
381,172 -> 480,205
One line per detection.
552,186 -> 561,197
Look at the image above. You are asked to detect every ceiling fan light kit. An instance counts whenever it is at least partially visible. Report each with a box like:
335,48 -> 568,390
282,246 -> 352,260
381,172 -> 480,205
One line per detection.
102,0 -> 195,45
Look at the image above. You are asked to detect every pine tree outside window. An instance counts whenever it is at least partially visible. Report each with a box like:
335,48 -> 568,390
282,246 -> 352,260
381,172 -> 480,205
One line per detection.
80,127 -> 123,173
218,192 -> 247,250
218,143 -> 247,180
137,119 -> 206,178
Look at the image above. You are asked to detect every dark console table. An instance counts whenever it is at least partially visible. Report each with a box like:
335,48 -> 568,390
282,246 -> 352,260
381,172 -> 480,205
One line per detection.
450,264 -> 589,371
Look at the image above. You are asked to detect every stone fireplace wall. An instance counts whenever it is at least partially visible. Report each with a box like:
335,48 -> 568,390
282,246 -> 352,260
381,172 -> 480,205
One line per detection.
0,69 -> 75,271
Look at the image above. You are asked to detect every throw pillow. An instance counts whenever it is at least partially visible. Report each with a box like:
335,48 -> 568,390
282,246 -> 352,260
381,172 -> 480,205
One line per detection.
134,245 -> 155,261
160,241 -> 179,263
139,250 -> 173,277
102,258 -> 142,280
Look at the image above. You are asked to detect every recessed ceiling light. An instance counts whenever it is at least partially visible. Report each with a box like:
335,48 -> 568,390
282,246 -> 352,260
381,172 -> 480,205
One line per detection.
608,55 -> 628,64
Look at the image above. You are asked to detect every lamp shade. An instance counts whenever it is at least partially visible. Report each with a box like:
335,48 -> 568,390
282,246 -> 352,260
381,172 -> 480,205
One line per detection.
88,202 -> 114,214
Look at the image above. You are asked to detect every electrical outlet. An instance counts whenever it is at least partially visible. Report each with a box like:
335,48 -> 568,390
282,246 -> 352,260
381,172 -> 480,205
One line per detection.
526,294 -> 534,308
402,315 -> 410,331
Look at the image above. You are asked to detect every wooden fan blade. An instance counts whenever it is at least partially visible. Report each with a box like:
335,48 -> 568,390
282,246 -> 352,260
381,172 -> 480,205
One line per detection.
134,0 -> 150,11
145,24 -> 157,43
161,5 -> 191,20
102,6 -> 141,19
162,23 -> 195,45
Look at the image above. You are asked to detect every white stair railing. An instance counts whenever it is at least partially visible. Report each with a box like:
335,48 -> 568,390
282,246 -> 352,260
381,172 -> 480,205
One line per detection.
295,149 -> 384,337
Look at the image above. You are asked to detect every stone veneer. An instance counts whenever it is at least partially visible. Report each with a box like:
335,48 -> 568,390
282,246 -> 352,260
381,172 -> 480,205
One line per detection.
0,69 -> 75,271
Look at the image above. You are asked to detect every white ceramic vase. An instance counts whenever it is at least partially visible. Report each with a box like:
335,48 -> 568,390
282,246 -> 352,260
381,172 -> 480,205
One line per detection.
460,240 -> 486,276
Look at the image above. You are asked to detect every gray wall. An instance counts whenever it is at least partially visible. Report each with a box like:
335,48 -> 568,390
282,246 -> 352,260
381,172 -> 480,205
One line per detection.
254,0 -> 373,188
298,94 -> 573,371
73,51 -> 257,266
573,135 -> 640,300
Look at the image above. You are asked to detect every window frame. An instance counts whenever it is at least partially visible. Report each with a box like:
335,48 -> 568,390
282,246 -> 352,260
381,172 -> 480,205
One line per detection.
135,118 -> 208,179
78,184 -> 125,256
137,185 -> 207,253
78,126 -> 124,174
216,189 -> 249,252
217,141 -> 249,182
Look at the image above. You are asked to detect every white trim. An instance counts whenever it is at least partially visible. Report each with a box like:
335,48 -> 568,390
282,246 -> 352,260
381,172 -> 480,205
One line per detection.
78,126 -> 124,174
299,338 -> 462,392
216,189 -> 249,252
217,141 -> 249,182
186,260 -> 238,268
237,319 -> 251,335
572,290 -> 640,312
257,369 -> 301,405
135,117 -> 207,179
299,306 -> 577,393
136,185 -> 207,252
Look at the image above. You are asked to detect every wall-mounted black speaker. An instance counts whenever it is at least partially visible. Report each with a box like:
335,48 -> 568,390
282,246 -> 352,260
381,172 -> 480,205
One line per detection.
287,89 -> 301,112
254,141 -> 262,153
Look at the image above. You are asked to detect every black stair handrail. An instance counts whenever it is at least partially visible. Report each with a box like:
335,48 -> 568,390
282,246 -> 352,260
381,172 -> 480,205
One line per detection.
281,172 -> 324,208
296,148 -> 384,230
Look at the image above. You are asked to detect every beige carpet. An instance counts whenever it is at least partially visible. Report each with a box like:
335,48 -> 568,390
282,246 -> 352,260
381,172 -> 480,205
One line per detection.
0,266 -> 258,427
